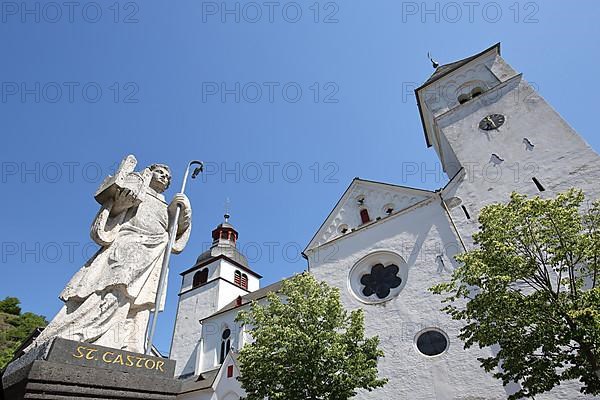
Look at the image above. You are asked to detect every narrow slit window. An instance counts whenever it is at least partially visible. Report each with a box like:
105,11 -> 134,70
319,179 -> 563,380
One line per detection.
532,177 -> 545,192
461,205 -> 471,220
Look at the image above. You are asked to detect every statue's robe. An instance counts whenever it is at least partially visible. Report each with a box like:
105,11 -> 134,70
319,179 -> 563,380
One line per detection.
33,188 -> 191,353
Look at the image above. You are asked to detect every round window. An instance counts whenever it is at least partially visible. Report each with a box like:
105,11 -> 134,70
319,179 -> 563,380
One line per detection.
222,328 -> 231,340
348,251 -> 408,304
415,329 -> 449,356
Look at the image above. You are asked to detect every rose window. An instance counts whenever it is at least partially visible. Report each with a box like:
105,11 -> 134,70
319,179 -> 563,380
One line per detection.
360,264 -> 402,299
348,251 -> 408,304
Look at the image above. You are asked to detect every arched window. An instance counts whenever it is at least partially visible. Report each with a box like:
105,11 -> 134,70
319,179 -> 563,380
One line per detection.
456,81 -> 487,105
360,209 -> 371,224
193,269 -> 208,288
383,203 -> 395,216
470,87 -> 484,98
220,328 -> 231,364
457,93 -> 470,104
233,270 -> 248,289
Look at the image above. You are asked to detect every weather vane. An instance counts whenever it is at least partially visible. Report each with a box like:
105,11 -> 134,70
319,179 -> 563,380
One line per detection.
427,52 -> 439,69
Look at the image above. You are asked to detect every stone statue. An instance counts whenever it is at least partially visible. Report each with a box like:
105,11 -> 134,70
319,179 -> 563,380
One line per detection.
31,156 -> 192,353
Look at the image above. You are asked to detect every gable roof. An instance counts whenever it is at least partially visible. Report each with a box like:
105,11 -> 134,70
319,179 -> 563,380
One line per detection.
201,279 -> 285,322
304,178 -> 436,252
417,43 -> 501,91
179,350 -> 242,395
180,253 -> 263,279
416,43 -> 501,147
179,367 -> 220,393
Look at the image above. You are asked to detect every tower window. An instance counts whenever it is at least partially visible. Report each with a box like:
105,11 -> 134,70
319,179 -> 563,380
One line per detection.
532,177 -> 545,192
220,328 -> 231,364
360,209 -> 371,224
461,205 -> 471,220
234,270 -> 248,289
193,269 -> 208,288
470,87 -> 484,98
456,81 -> 487,105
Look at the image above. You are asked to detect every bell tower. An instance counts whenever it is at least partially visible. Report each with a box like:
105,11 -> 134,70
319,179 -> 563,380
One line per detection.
169,214 -> 261,377
415,43 -> 600,244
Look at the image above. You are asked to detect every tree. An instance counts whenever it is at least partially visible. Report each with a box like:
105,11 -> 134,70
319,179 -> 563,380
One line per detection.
0,298 -> 21,316
431,189 -> 600,399
236,273 -> 387,400
0,297 -> 47,370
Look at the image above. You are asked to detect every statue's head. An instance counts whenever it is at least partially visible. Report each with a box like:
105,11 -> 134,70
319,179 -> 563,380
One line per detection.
148,163 -> 171,193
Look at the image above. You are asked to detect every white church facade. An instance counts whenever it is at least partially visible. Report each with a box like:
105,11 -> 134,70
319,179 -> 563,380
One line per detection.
169,44 -> 600,399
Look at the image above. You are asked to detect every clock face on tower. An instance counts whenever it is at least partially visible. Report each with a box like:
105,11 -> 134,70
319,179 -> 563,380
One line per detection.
479,113 -> 505,130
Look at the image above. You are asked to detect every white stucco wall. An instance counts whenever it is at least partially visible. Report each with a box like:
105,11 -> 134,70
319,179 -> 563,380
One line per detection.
198,308 -> 246,373
417,52 -> 600,399
439,73 -> 600,247
306,200 -> 509,399
171,275 -> 221,377
174,48 -> 600,400
171,257 -> 259,377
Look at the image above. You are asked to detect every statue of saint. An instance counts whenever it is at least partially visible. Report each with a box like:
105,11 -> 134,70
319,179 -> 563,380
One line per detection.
31,157 -> 191,353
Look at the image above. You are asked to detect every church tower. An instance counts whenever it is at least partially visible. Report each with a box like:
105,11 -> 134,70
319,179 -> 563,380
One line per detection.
169,215 -> 261,377
415,43 -> 600,244
304,45 -> 600,399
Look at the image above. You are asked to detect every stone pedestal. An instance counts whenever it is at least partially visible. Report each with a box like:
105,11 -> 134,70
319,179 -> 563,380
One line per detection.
2,338 -> 181,400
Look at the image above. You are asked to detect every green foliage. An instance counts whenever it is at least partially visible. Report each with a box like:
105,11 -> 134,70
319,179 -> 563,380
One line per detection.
431,189 -> 600,399
0,297 -> 21,315
0,297 -> 47,370
236,273 -> 387,400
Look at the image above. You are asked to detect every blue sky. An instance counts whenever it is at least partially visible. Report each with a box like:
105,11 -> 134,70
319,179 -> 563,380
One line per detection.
1,0 -> 599,354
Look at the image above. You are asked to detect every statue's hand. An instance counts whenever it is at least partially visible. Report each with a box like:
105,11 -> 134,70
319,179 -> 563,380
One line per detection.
111,188 -> 137,216
169,193 -> 191,231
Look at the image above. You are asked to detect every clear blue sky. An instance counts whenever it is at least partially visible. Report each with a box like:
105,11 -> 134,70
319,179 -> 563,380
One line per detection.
1,0 -> 599,354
